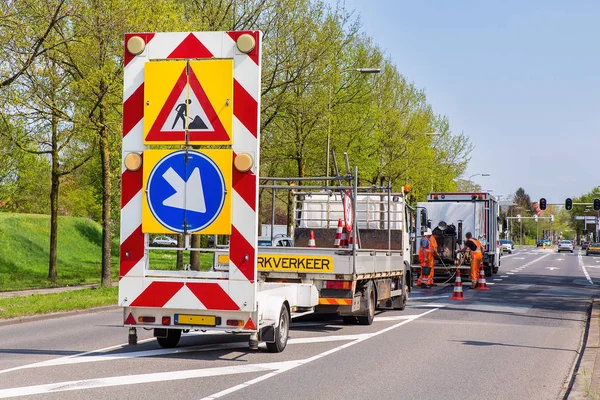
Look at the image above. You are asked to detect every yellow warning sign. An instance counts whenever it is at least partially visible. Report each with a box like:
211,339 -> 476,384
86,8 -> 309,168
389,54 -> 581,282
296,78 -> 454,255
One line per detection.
257,255 -> 334,273
144,59 -> 233,144
141,149 -> 232,235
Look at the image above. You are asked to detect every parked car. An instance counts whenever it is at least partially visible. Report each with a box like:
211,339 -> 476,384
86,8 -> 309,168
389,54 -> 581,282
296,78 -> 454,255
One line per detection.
586,243 -> 600,256
500,239 -> 514,254
151,235 -> 178,246
557,240 -> 574,253
582,241 -> 590,250
258,234 -> 293,247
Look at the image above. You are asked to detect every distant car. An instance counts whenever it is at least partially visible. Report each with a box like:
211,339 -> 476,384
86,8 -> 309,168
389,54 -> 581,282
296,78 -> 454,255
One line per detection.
536,240 -> 544,248
258,234 -> 293,247
557,240 -> 574,253
152,236 -> 177,246
582,241 -> 590,250
586,243 -> 600,256
500,240 -> 514,253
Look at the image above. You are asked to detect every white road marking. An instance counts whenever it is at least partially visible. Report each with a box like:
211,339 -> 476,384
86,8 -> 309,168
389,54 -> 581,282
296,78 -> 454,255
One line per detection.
407,295 -> 449,301
493,279 -> 502,281
507,272 -> 515,275
0,308 -> 442,398
514,257 -> 526,260
201,307 -> 442,399
500,275 -> 509,278
578,251 -> 594,285
546,267 -> 559,271
557,259 -> 564,261
507,284 -> 533,290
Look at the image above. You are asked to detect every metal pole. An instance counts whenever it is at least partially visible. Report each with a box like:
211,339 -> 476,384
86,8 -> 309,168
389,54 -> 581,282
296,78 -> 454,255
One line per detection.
326,85 -> 332,179
387,181 -> 391,251
270,183 -> 275,243
536,220 -> 538,243
520,221 -> 523,246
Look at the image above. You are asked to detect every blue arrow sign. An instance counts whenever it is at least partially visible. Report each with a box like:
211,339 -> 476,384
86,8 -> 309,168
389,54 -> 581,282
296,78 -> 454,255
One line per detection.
147,150 -> 226,233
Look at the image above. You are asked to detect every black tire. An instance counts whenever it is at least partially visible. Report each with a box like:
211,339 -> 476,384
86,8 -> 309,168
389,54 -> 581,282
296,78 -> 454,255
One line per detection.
392,283 -> 408,310
492,267 -> 499,274
571,250 -> 574,253
266,304 -> 290,353
357,281 -> 375,325
342,316 -> 358,325
484,266 -> 492,278
156,329 -> 181,348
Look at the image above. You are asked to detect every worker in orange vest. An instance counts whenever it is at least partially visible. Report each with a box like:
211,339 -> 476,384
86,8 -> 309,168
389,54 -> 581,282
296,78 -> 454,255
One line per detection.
417,228 -> 437,288
459,232 -> 483,288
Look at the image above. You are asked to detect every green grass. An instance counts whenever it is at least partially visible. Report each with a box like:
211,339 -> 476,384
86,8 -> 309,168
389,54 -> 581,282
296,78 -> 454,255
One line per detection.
148,250 -> 213,271
0,213 -> 120,291
0,286 -> 118,319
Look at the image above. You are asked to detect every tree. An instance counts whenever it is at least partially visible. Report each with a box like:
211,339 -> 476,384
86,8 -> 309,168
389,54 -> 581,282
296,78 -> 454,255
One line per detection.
0,0 -> 69,88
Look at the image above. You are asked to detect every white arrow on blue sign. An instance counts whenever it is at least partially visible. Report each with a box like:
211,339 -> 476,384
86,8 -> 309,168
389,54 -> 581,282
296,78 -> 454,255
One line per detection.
146,150 -> 226,233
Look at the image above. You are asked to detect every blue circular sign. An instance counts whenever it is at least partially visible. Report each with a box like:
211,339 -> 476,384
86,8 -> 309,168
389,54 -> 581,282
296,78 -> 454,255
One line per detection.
147,150 -> 226,233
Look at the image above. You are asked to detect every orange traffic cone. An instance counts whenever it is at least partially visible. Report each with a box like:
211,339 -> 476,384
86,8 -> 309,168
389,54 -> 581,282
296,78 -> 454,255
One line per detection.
308,230 -> 316,248
340,227 -> 348,248
476,262 -> 489,291
450,269 -> 466,300
334,219 -> 343,248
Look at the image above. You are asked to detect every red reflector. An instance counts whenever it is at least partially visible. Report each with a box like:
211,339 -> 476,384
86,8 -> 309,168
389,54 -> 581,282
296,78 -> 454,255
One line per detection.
226,319 -> 244,327
138,316 -> 156,323
325,280 -> 352,290
162,316 -> 171,325
124,313 -> 136,325
243,318 -> 257,330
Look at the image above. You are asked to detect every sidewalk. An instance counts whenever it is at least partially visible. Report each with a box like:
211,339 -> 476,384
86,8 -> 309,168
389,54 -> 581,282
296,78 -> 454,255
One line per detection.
0,282 -> 118,298
569,300 -> 600,399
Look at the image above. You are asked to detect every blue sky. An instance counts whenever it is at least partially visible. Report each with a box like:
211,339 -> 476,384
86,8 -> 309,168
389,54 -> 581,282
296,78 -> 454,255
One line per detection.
342,0 -> 600,204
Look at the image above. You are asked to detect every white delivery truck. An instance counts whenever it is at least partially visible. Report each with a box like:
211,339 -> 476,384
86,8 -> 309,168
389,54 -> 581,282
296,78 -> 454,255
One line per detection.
416,192 -> 501,278
215,180 -> 414,325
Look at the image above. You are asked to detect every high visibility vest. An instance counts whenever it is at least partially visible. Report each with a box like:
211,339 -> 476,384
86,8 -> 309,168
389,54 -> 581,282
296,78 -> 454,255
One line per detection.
468,238 -> 482,253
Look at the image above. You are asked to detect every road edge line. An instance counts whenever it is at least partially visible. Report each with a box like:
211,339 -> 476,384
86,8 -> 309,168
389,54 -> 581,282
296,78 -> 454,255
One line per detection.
0,305 -> 119,327
560,299 -> 594,399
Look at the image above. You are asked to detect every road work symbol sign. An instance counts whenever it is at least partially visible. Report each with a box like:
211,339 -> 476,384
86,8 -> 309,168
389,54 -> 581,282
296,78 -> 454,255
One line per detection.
144,60 -> 233,144
142,149 -> 232,234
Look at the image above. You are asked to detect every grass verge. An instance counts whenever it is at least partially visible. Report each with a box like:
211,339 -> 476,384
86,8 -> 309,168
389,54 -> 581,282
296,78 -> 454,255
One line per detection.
0,286 -> 117,320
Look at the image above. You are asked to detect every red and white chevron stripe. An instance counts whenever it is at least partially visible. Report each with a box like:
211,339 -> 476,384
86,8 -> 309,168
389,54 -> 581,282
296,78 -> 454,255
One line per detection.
119,31 -> 261,313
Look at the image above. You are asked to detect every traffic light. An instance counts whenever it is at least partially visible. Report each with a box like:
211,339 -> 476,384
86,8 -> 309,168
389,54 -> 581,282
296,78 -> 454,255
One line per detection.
594,198 -> 600,211
565,198 -> 573,210
539,198 -> 547,210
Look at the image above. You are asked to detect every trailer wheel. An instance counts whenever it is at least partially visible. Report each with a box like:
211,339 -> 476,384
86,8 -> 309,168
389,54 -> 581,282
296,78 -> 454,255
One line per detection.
392,283 -> 408,310
266,304 -> 290,353
357,281 -> 375,325
342,316 -> 358,325
156,329 -> 181,348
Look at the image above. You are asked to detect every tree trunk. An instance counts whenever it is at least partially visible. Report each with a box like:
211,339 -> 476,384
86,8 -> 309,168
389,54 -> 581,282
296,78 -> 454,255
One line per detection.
48,117 -> 59,281
99,95 -> 112,286
190,235 -> 201,270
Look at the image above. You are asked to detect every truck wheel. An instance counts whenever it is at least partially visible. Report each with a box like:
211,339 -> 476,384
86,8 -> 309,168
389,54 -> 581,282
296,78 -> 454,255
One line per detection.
357,281 -> 375,325
392,283 -> 408,310
266,304 -> 290,353
484,266 -> 492,278
342,316 -> 358,325
156,329 -> 181,348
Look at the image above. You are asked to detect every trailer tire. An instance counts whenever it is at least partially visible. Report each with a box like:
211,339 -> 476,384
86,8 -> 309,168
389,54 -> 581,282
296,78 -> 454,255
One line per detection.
392,283 -> 408,310
266,303 -> 290,353
156,329 -> 181,348
342,316 -> 358,325
357,281 -> 375,325
484,266 -> 492,278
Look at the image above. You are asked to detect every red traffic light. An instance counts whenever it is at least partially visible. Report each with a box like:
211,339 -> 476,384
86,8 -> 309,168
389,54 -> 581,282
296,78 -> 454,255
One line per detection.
539,198 -> 547,210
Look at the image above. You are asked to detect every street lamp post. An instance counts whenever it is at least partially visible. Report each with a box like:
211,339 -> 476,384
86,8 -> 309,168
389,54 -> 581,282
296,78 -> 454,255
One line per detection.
327,67 -> 381,178
468,173 -> 491,180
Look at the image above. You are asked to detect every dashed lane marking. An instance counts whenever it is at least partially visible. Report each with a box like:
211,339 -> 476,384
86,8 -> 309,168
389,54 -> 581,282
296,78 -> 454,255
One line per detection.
578,251 -> 594,285
493,279 -> 502,281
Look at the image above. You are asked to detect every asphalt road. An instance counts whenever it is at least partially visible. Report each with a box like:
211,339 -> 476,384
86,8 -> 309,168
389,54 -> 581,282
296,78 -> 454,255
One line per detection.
0,246 -> 596,400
